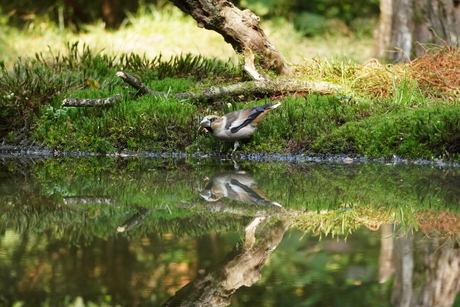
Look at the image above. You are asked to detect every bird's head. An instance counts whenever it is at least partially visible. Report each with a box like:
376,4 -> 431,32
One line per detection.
200,115 -> 219,128
199,189 -> 222,202
200,115 -> 220,134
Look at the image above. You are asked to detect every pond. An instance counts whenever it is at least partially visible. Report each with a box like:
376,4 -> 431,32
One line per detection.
1,156 -> 460,307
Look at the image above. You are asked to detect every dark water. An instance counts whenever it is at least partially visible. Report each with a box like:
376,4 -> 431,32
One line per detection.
1,156 -> 460,307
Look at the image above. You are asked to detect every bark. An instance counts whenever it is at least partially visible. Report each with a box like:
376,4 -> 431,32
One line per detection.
102,0 -> 122,28
117,207 -> 156,233
418,239 -> 460,307
168,0 -> 292,80
162,218 -> 291,307
62,71 -> 340,107
374,0 -> 460,62
378,223 -> 395,283
374,0 -> 393,59
391,230 -> 460,307
62,94 -> 124,107
391,230 -> 414,307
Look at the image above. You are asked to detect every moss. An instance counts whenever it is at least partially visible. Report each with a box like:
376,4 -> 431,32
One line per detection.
313,106 -> 460,159
2,43 -> 460,161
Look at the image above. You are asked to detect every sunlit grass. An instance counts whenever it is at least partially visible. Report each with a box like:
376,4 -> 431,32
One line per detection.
0,4 -> 374,70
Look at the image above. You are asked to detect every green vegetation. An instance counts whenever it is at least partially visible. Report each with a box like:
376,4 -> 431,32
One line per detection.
2,157 -> 460,241
1,154 -> 459,307
0,6 -> 459,161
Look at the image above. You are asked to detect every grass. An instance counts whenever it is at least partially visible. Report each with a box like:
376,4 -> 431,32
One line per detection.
0,6 -> 459,161
0,4 -> 375,70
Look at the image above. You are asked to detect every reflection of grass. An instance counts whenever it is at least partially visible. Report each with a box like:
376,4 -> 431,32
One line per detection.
4,157 -> 459,240
293,205 -> 460,239
293,204 -> 396,239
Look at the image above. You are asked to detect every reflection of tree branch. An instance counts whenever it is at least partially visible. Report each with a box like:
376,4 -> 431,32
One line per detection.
63,197 -> 121,206
163,218 -> 291,306
178,201 -> 280,218
117,207 -> 156,233
63,197 -> 159,232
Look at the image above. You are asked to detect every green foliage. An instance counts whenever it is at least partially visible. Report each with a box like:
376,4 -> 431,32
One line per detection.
120,53 -> 239,81
1,40 -> 460,160
1,42 -> 238,149
0,42 -> 120,137
33,95 -> 198,153
314,106 -> 460,159
243,0 -> 380,35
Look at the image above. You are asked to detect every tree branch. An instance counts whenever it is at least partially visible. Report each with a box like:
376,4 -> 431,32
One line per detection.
62,94 -> 124,107
62,71 -> 341,107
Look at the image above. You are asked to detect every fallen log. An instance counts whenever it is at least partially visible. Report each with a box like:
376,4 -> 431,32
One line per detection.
62,71 -> 341,107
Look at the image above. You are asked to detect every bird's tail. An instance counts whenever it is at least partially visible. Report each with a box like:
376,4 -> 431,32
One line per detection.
266,102 -> 281,110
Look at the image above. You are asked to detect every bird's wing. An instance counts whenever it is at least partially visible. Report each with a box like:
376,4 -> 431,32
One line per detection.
229,105 -> 268,133
228,179 -> 267,204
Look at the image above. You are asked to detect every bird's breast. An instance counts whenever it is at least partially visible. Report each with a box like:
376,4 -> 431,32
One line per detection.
212,124 -> 257,141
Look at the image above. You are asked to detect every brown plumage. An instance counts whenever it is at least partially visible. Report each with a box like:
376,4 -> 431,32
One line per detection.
200,102 -> 281,154
200,170 -> 282,207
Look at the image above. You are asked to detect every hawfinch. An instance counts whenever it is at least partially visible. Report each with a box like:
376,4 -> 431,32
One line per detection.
200,102 -> 281,154
200,170 -> 282,207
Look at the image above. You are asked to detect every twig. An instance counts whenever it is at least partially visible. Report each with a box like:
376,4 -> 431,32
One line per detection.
115,71 -> 164,96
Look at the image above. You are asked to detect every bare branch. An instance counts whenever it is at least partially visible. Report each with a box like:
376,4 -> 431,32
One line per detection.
62,71 -> 341,107
116,71 -> 164,95
62,94 -> 123,107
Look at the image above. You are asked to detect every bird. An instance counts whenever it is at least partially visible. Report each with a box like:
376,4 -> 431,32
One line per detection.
200,170 -> 282,207
200,102 -> 281,154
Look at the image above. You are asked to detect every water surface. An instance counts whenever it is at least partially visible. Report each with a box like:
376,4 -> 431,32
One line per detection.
1,157 -> 459,306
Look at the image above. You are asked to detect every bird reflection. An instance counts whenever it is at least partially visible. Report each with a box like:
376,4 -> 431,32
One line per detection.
200,170 -> 282,207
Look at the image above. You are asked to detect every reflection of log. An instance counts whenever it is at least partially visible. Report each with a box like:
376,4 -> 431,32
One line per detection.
391,230 -> 460,307
163,218 -> 291,306
379,223 -> 395,283
418,238 -> 460,307
62,71 -> 340,107
117,207 -> 155,233
178,201 -> 276,217
392,230 -> 414,306
63,196 -> 121,206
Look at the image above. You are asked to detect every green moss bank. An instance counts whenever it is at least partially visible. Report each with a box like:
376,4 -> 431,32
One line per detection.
1,44 -> 459,161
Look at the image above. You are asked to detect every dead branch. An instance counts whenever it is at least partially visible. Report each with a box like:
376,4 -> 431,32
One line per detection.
62,94 -> 124,107
62,71 -> 341,107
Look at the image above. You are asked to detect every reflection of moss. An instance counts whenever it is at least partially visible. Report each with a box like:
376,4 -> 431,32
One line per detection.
292,204 -> 395,238
2,157 -> 460,241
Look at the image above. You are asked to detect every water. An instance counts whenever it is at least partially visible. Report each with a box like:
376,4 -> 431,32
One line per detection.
0,156 -> 460,307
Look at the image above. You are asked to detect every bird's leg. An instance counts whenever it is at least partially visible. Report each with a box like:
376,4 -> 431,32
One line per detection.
231,141 -> 240,156
233,160 -> 240,171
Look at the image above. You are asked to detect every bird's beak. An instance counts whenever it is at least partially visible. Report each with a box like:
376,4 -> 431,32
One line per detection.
199,118 -> 207,131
